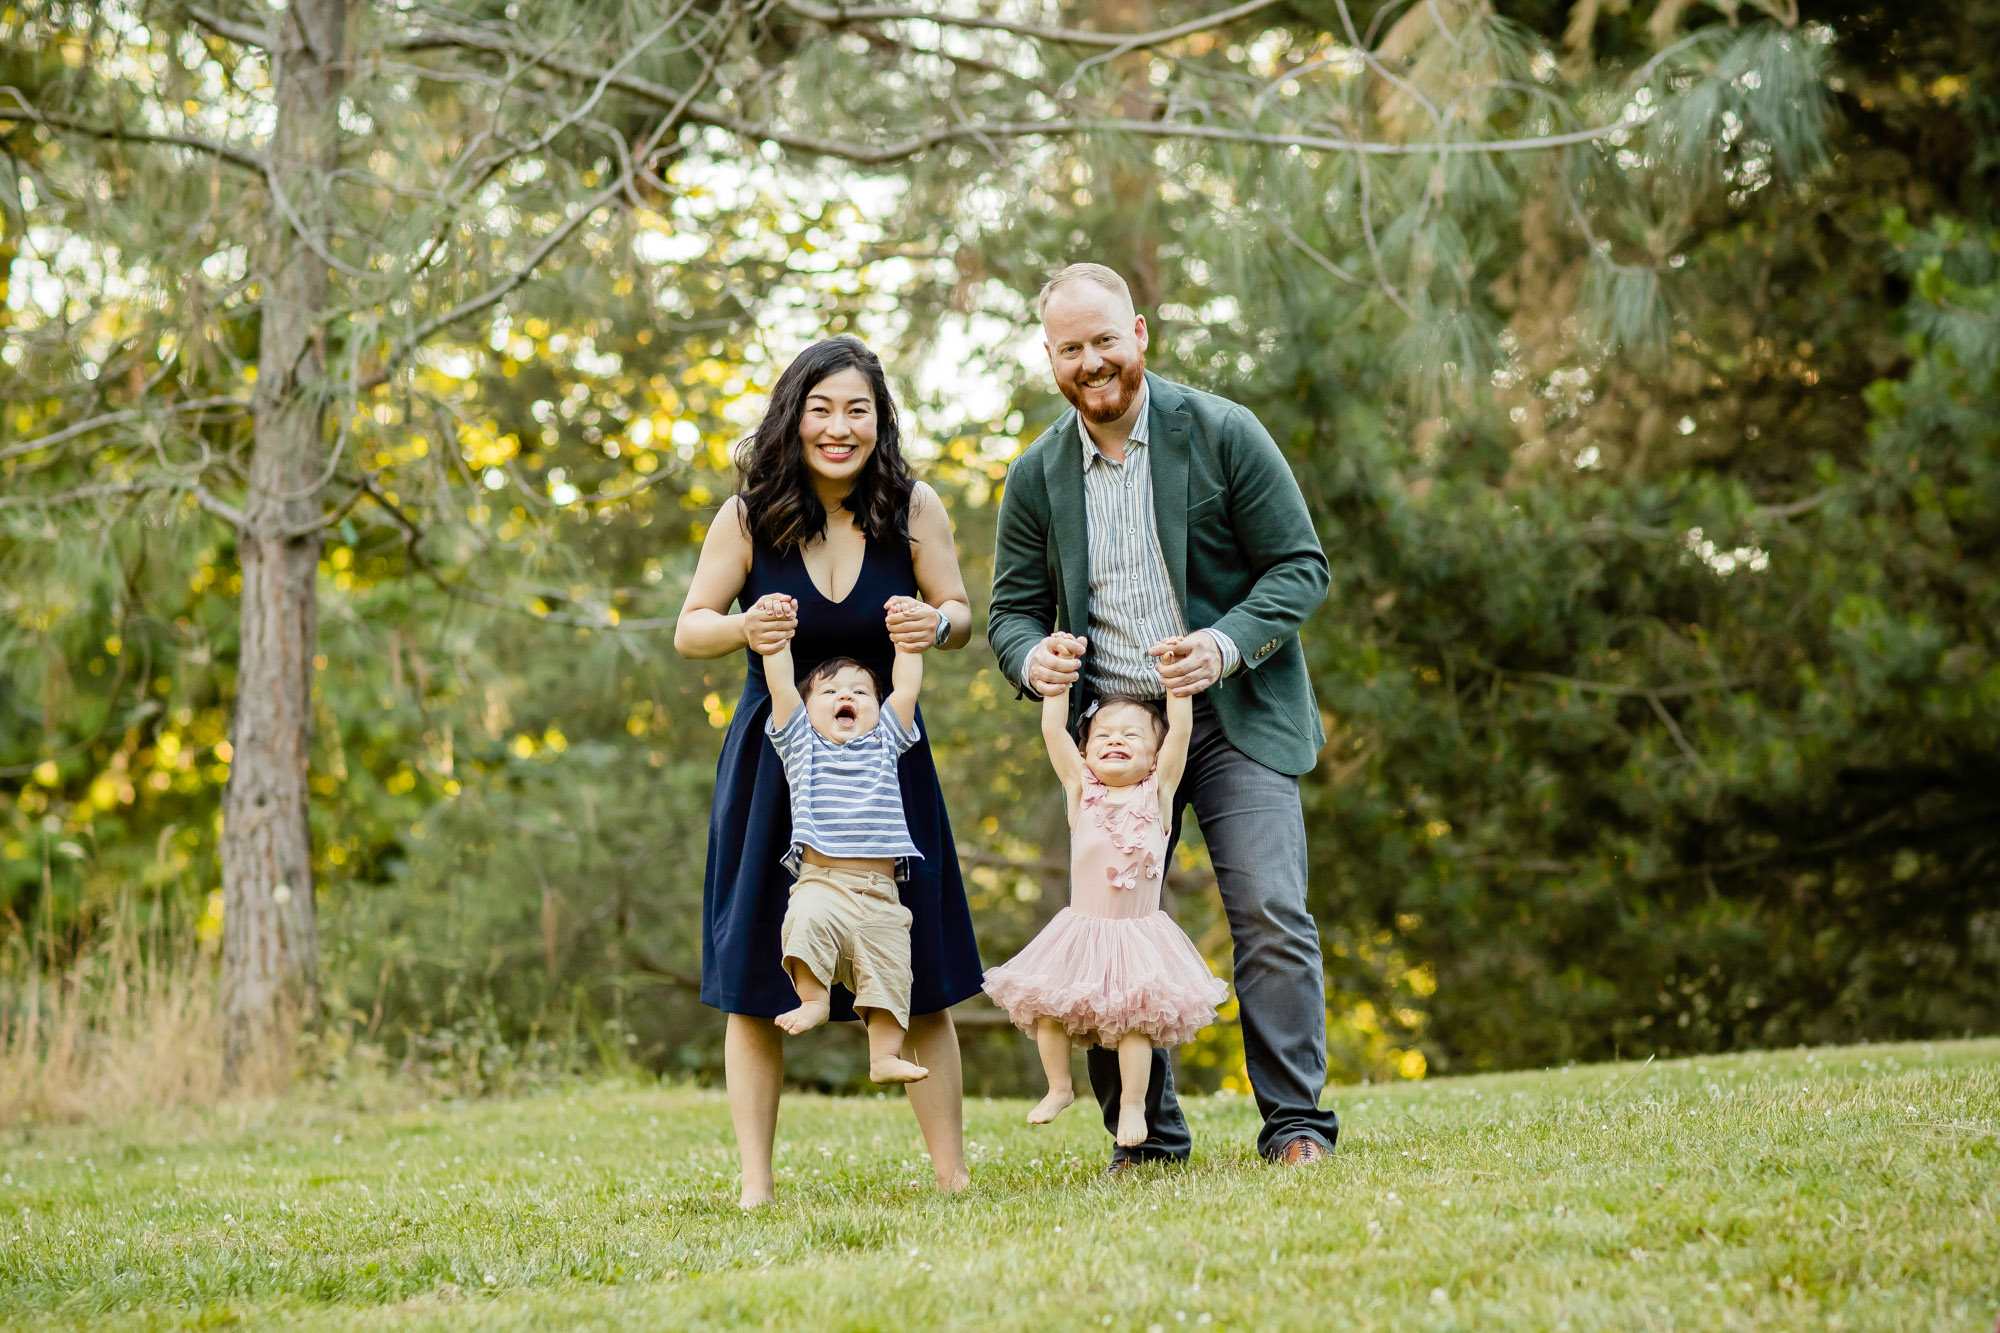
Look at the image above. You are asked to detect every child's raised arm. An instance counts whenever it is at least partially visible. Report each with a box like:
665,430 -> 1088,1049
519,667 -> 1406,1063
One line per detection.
887,643 -> 922,730
1041,685 -> 1083,795
1153,644 -> 1196,806
754,594 -> 802,727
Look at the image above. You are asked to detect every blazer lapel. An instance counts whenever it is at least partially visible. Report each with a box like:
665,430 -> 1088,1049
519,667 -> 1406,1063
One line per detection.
1147,374 -> 1191,617
1043,411 -> 1090,635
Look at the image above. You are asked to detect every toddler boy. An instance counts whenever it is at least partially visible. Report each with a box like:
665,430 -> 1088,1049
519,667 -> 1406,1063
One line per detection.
752,592 -> 928,1083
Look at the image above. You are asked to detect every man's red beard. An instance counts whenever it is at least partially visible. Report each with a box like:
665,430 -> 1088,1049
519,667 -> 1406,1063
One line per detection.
1058,355 -> 1146,426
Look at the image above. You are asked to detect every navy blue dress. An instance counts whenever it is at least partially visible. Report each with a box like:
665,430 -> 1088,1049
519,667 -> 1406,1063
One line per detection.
700,525 -> 984,1022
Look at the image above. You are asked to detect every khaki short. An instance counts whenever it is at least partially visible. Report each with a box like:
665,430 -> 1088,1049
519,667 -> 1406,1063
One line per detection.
780,864 -> 914,1029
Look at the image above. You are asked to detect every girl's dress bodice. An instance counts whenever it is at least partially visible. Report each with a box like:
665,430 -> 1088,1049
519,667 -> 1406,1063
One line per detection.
1069,773 -> 1170,920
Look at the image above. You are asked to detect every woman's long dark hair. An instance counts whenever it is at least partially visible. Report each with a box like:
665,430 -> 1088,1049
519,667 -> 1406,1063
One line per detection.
734,334 -> 914,552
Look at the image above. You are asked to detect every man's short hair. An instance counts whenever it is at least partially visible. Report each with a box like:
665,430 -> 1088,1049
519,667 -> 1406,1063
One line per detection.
1036,263 -> 1134,321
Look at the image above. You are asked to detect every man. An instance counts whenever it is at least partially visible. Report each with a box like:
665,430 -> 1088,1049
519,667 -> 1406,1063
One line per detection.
988,262 -> 1339,1171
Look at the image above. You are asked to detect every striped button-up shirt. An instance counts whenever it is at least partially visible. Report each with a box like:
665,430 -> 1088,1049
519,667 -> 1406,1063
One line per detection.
1081,383 -> 1241,700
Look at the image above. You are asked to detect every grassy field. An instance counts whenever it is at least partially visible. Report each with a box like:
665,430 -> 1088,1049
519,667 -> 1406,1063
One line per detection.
1,1038 -> 1995,1331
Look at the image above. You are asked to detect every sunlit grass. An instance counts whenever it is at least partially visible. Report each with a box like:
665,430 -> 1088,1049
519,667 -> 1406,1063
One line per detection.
2,1039 -> 1995,1330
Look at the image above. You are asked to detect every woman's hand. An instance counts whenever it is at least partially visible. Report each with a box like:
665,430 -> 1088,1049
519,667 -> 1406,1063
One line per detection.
884,595 -> 940,653
744,593 -> 798,655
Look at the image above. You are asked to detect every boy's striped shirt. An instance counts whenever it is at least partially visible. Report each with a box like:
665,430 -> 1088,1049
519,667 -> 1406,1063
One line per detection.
767,703 -> 923,879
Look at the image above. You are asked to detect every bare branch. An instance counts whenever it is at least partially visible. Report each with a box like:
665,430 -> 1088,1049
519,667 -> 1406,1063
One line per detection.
1273,216 -> 1371,291
395,23 -> 1650,164
368,7 -> 738,388
0,396 -> 250,464
774,0 -> 1284,50
673,106 -> 1653,165
0,97 -> 268,172
1754,489 -> 1835,520
1354,147 -> 1412,316
182,4 -> 271,48
1500,670 -> 1751,699
1646,689 -> 1711,772
191,481 -> 249,528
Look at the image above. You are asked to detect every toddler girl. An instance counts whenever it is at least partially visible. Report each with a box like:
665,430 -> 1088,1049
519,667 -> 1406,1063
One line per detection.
981,634 -> 1228,1146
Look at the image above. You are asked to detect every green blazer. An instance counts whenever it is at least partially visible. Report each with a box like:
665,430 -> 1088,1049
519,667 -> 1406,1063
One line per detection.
988,372 -> 1329,777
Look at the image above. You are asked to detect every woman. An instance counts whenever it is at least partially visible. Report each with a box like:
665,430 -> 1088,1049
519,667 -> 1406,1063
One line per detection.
675,334 -> 983,1208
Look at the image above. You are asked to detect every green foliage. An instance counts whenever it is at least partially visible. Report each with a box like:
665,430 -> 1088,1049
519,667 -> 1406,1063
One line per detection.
4,1 -> 1999,1095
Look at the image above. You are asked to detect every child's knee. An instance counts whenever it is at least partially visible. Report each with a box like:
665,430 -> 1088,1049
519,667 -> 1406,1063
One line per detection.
780,907 -> 845,986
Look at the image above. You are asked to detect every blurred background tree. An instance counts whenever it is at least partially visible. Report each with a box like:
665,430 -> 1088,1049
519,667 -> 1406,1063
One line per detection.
2,0 -> 1994,1103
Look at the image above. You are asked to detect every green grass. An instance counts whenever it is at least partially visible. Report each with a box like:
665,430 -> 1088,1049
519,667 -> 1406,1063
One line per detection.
2,1039 -> 1996,1331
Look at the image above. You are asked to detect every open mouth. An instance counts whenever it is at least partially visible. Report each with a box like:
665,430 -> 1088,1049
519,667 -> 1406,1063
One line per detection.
1079,370 -> 1119,390
834,703 -> 858,725
817,444 -> 858,463
1102,746 -> 1130,761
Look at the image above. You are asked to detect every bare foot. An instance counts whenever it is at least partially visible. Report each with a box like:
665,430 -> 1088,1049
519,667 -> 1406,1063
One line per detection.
739,1185 -> 774,1211
935,1166 -> 970,1194
1027,1087 -> 1075,1124
1115,1103 -> 1149,1148
774,999 -> 829,1035
869,1057 -> 930,1084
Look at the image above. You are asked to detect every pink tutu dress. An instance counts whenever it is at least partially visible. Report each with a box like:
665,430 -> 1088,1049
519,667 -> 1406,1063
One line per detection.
982,772 -> 1227,1047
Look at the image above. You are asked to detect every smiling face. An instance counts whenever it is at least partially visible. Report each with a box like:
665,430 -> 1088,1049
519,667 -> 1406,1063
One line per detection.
804,663 -> 882,745
1042,280 -> 1148,427
1082,701 -> 1165,787
798,365 -> 878,490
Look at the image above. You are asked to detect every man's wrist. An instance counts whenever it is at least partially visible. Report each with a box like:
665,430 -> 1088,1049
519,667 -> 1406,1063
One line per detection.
1199,627 -> 1243,677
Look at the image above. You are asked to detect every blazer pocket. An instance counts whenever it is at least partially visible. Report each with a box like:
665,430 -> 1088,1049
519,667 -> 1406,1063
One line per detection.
1188,489 -> 1225,516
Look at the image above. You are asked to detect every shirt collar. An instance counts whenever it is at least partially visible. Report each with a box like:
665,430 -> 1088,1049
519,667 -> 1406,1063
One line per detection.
1080,379 -> 1151,468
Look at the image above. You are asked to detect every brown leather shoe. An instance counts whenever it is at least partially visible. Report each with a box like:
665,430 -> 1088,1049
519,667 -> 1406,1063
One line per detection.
1102,1158 -> 1143,1181
1277,1136 -> 1329,1167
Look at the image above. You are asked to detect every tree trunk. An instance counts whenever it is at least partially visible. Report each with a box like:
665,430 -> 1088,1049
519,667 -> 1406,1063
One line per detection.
1099,0 -> 1162,309
220,0 -> 347,1078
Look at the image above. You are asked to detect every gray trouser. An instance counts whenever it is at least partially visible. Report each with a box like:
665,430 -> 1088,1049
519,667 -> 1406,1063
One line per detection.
1086,698 -> 1340,1161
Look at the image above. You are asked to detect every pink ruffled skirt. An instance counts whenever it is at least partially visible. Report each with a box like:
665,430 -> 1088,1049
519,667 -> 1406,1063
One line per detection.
981,908 -> 1228,1048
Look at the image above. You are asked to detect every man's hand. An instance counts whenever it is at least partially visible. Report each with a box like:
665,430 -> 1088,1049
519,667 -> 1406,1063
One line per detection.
884,595 -> 939,653
1151,633 -> 1222,697
1027,631 -> 1087,697
744,593 -> 798,656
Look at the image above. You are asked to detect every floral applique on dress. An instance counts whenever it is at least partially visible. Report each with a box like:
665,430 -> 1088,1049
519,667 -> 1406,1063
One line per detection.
981,768 -> 1226,1048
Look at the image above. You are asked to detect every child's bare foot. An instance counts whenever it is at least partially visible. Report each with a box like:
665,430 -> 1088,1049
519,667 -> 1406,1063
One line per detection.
935,1165 -> 971,1194
869,1057 -> 929,1084
774,999 -> 829,1035
1115,1103 -> 1149,1147
739,1185 -> 775,1210
1027,1087 -> 1075,1124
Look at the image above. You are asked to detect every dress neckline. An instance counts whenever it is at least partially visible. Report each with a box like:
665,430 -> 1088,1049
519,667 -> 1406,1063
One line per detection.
798,526 -> 872,607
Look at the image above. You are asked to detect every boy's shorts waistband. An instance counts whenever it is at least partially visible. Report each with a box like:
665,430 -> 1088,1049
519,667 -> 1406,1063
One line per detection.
793,862 -> 900,895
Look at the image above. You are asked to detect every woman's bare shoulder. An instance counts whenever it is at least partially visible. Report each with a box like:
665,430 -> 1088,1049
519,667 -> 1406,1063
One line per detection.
908,480 -> 952,532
